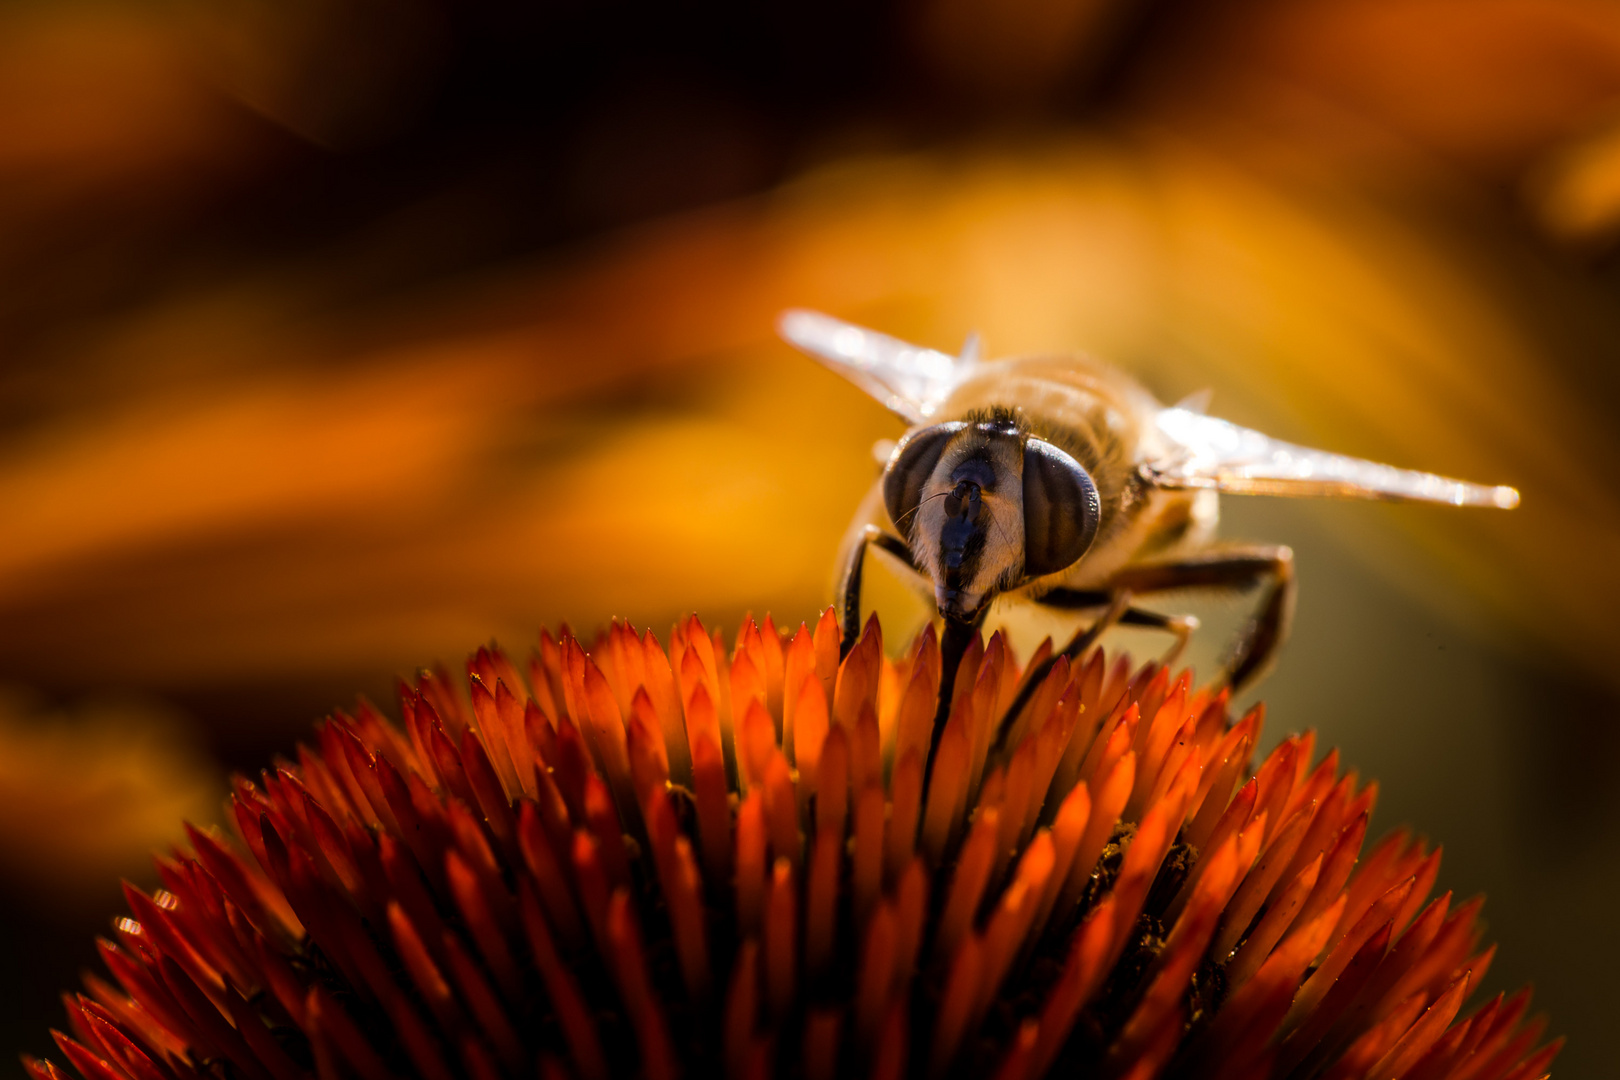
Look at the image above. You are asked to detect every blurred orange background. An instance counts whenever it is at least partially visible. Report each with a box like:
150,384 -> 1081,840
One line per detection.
2,0 -> 1619,1075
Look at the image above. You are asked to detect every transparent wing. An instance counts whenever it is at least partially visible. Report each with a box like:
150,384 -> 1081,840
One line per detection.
1151,407 -> 1520,508
777,309 -> 975,424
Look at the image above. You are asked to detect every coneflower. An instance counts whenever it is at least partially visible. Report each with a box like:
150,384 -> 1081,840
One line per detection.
23,611 -> 1559,1080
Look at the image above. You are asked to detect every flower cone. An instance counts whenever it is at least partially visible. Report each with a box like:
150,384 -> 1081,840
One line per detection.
22,611 -> 1560,1080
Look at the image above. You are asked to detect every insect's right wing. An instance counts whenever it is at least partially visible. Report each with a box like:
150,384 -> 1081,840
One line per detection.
777,309 -> 977,425
1150,407 -> 1520,508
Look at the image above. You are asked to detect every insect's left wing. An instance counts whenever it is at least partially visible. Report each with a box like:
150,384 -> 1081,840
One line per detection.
777,309 -> 976,424
1150,407 -> 1520,508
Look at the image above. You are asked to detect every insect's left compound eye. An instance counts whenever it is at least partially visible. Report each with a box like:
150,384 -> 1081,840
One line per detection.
1022,437 -> 1100,578
882,423 -> 966,539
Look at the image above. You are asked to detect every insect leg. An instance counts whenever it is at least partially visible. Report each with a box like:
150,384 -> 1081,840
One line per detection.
870,532 -> 934,599
988,591 -> 1138,760
838,526 -> 925,658
1033,588 -> 1200,665
1030,587 -> 1111,608
1105,545 -> 1297,692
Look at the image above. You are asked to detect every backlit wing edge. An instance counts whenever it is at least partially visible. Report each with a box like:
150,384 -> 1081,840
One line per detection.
1150,408 -> 1520,509
778,309 -> 974,425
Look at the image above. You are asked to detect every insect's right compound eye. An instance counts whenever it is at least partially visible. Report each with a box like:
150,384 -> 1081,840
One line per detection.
882,423 -> 966,538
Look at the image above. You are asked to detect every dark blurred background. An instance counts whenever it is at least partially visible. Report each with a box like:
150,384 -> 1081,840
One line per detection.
2,0 -> 1620,1075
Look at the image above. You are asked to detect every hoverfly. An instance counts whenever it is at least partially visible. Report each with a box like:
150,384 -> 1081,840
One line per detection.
779,309 -> 1518,763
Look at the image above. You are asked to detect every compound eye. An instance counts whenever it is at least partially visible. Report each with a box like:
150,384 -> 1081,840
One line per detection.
1022,437 -> 1100,578
882,423 -> 966,538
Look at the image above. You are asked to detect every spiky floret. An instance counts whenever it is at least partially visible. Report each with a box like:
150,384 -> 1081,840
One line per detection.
24,611 -> 1558,1080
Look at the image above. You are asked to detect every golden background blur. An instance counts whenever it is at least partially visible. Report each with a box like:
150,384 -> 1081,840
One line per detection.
2,0 -> 1619,1075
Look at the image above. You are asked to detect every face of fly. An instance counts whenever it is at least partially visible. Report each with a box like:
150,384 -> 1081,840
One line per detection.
907,423 -> 1027,620
883,414 -> 1104,623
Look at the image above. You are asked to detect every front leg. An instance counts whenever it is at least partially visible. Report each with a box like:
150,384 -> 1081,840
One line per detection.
837,524 -> 984,802
837,525 -> 931,658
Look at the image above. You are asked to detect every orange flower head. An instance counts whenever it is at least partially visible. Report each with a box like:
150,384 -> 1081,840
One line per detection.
23,611 -> 1560,1080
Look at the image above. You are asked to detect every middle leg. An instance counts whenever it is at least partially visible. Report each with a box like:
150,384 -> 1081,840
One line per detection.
1104,544 -> 1296,692
985,548 -> 1292,761
1036,587 -> 1201,666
